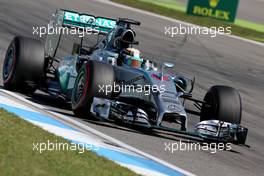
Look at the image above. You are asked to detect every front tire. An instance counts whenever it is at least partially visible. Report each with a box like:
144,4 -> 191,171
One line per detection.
71,60 -> 115,118
2,36 -> 45,94
201,85 -> 242,124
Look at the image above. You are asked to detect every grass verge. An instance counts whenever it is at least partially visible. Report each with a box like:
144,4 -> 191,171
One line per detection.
112,0 -> 264,43
0,108 -> 138,176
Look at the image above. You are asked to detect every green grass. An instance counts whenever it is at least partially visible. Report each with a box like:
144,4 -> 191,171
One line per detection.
0,109 -> 138,176
234,19 -> 264,33
112,0 -> 264,43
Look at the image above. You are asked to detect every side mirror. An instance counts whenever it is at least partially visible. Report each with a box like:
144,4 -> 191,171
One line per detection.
163,62 -> 174,68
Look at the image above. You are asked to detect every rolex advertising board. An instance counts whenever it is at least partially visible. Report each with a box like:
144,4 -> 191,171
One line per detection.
187,0 -> 239,22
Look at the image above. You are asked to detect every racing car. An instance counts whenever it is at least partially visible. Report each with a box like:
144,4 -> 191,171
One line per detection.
2,9 -> 248,145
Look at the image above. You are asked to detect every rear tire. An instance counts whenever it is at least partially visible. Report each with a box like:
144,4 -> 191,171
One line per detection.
201,85 -> 242,124
71,60 -> 115,118
2,36 -> 45,94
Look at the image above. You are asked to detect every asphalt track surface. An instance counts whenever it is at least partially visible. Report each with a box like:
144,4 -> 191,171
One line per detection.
177,0 -> 264,24
0,0 -> 264,176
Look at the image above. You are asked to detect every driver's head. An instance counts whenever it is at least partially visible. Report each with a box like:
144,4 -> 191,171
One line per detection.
123,48 -> 143,68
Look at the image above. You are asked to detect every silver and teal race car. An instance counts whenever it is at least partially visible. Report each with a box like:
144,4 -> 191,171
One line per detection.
2,9 -> 248,145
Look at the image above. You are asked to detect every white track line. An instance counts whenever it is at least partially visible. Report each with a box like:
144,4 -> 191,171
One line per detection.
96,0 -> 264,47
0,89 -> 197,176
0,94 -> 37,112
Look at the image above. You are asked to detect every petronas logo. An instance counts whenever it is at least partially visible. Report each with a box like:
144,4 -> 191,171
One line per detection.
209,0 -> 220,8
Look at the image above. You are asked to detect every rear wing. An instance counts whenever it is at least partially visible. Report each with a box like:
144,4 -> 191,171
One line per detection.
63,10 -> 117,33
45,9 -> 117,58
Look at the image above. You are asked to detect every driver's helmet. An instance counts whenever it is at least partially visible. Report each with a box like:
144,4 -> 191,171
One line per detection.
123,48 -> 143,68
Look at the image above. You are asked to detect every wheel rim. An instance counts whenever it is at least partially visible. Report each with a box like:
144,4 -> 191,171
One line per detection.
73,71 -> 86,103
3,46 -> 15,80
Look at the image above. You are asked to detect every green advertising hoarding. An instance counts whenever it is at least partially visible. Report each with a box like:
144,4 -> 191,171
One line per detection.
187,0 -> 239,22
